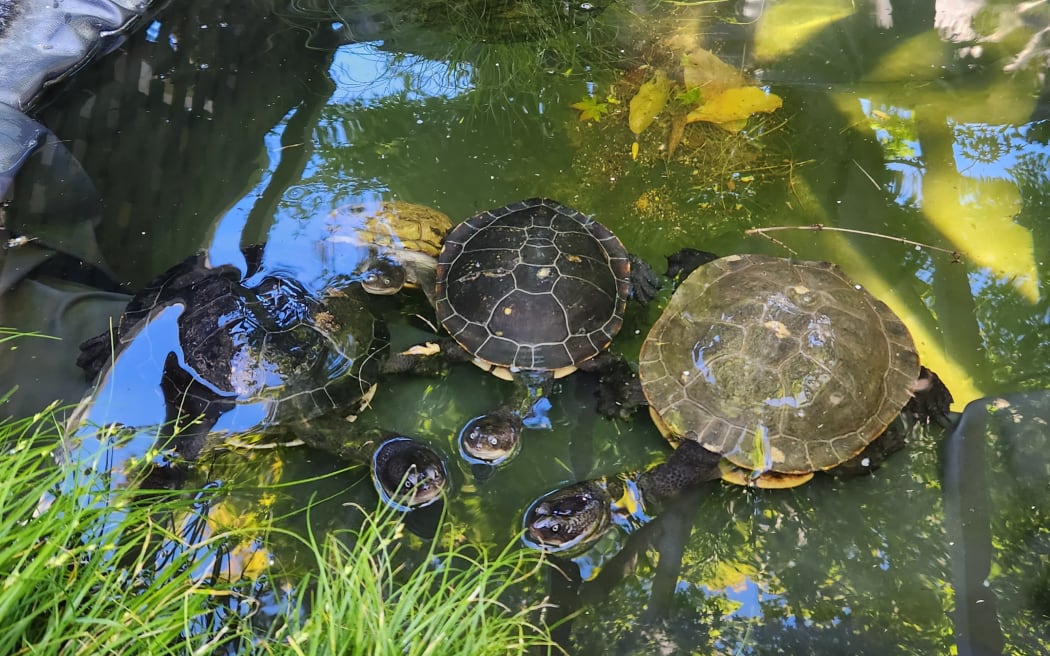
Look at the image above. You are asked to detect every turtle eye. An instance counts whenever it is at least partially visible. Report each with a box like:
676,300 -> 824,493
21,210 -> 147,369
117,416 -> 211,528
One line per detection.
488,436 -> 498,446
549,524 -> 560,533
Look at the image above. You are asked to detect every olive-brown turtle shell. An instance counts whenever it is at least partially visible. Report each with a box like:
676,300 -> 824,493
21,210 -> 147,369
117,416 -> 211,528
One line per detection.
639,254 -> 919,476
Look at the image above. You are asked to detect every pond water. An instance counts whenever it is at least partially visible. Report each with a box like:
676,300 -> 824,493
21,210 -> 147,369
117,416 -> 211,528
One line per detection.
3,0 -> 1049,653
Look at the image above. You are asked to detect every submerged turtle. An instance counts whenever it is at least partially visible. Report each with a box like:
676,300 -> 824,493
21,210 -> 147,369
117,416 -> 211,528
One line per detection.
70,249 -> 447,508
523,252 -> 954,552
319,200 -> 453,301
430,197 -> 661,464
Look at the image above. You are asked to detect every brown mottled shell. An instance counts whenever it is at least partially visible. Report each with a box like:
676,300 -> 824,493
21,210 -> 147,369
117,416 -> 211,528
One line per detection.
435,198 -> 631,375
640,254 -> 919,476
328,200 -> 452,259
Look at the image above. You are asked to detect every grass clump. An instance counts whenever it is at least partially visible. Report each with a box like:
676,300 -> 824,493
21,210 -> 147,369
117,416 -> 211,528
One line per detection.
268,504 -> 559,655
0,400 -> 560,655
0,405 -> 250,655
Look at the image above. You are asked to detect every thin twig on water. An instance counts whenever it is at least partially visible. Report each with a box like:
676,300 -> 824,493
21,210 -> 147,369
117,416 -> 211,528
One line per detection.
745,224 -> 963,262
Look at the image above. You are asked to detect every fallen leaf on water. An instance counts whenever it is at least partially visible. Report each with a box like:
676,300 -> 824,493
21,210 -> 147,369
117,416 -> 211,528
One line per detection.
686,87 -> 783,132
570,96 -> 610,122
402,342 -> 442,356
681,46 -> 747,95
629,71 -> 672,136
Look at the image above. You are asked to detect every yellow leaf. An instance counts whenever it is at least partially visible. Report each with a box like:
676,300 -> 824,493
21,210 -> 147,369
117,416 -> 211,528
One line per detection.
681,46 -> 747,96
628,71 -> 672,136
717,118 -> 750,134
685,87 -> 783,131
401,342 -> 442,356
631,141 -> 640,160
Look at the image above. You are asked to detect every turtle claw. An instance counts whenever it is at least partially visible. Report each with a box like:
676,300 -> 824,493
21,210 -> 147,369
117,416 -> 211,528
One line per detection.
905,366 -> 954,426
594,358 -> 648,419
628,254 -> 661,303
664,248 -> 719,281
458,409 -> 523,465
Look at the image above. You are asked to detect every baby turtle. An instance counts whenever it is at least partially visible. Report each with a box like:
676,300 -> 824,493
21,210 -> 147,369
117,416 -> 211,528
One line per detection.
431,198 -> 660,464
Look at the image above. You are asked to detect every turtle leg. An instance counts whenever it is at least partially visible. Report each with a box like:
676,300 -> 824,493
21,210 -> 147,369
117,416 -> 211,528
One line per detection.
578,352 -> 648,419
77,328 -> 118,382
664,248 -> 719,281
627,254 -> 662,303
905,366 -> 955,427
829,415 -> 909,478
637,440 -> 723,504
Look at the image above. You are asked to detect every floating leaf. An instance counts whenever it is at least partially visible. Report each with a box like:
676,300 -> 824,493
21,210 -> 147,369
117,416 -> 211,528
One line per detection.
681,46 -> 747,96
628,71 -> 672,136
685,87 -> 783,132
570,96 -> 610,122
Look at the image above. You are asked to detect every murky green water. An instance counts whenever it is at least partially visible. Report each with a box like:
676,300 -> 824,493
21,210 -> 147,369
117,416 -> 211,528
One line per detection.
6,0 -> 1050,653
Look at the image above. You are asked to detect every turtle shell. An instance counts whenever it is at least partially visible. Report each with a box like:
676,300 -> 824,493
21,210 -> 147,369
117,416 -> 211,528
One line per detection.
434,198 -> 631,376
72,251 -> 388,441
325,200 -> 452,260
318,200 -> 453,295
639,254 -> 920,476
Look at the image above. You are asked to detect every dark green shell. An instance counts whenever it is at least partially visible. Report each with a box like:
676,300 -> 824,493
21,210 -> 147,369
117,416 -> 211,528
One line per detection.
76,251 -> 388,434
639,254 -> 919,475
434,198 -> 631,373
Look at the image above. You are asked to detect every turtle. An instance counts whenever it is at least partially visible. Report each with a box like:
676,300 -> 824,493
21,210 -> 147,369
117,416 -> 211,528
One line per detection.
69,249 -> 448,509
523,440 -> 722,554
522,251 -> 955,553
428,197 -> 661,464
635,252 -> 952,488
318,200 -> 453,302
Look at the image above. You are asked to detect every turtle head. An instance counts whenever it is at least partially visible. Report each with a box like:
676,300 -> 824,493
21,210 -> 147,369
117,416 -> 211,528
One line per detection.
372,437 -> 448,510
523,481 -> 612,553
359,255 -> 408,295
458,410 -> 523,465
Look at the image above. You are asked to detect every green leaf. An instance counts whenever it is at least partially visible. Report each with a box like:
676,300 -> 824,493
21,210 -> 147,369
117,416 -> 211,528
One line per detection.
571,95 -> 610,122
